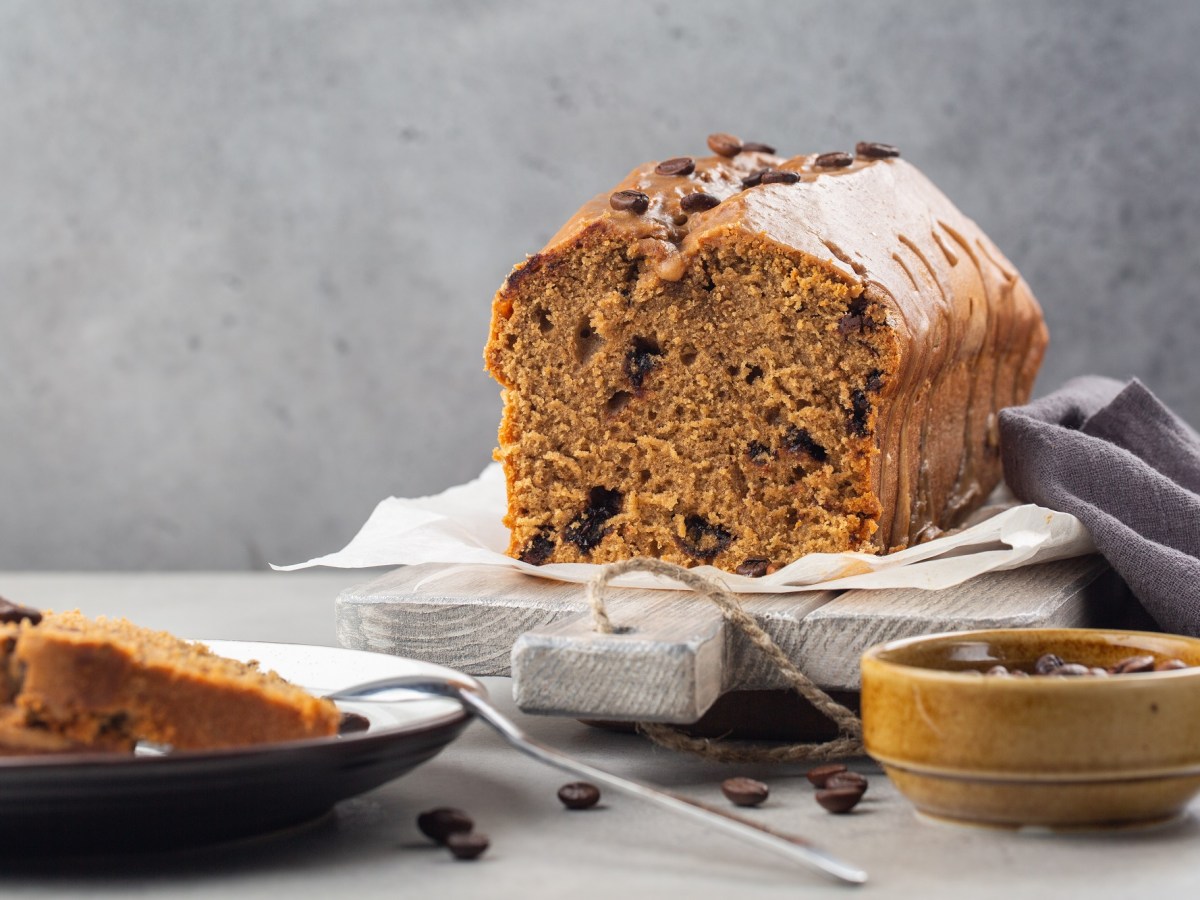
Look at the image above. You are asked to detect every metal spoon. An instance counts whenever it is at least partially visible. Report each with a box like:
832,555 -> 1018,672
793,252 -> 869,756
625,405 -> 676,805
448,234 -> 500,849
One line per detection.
327,674 -> 868,886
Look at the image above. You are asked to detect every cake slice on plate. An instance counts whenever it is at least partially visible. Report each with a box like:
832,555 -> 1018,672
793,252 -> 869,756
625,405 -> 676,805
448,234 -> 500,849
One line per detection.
0,602 -> 339,754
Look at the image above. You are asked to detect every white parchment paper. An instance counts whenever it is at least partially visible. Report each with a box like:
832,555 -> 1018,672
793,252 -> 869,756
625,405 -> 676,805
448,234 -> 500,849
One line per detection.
275,464 -> 1097,592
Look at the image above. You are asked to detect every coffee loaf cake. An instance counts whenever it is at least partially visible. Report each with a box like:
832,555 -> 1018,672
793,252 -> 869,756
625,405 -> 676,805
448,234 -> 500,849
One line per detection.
0,602 -> 338,753
485,136 -> 1047,573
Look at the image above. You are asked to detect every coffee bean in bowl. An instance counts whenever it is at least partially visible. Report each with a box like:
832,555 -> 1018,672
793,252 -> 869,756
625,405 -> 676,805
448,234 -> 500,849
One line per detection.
861,627 -> 1200,829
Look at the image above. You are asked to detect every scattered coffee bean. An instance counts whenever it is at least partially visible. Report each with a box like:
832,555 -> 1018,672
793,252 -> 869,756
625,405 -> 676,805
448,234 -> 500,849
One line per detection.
856,141 -> 901,159
557,782 -> 601,810
735,558 -> 771,578
680,191 -> 721,213
814,151 -> 854,169
1111,655 -> 1155,674
1034,653 -> 1064,675
417,807 -> 474,844
741,167 -> 772,187
707,132 -> 742,157
805,763 -> 848,788
825,771 -> 868,795
741,141 -> 776,154
721,777 -> 770,807
816,786 -> 863,814
609,189 -> 650,214
655,156 -> 695,177
760,170 -> 800,185
0,598 -> 42,626
337,711 -> 371,735
1156,658 -> 1188,671
446,832 -> 489,861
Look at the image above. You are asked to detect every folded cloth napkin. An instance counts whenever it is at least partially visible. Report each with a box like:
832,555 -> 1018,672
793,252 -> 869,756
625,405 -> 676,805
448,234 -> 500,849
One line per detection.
1000,376 -> 1200,637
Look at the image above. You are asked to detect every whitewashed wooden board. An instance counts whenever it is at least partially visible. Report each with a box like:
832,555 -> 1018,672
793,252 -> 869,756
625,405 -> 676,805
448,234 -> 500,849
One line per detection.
336,555 -> 1129,725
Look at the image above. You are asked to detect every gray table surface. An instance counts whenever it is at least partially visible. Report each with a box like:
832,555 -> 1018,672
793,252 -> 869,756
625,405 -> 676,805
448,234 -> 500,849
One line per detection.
0,570 -> 1198,898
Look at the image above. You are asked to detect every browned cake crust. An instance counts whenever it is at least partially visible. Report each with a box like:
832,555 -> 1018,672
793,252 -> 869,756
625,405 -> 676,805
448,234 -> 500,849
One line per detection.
485,138 -> 1047,573
0,611 -> 339,753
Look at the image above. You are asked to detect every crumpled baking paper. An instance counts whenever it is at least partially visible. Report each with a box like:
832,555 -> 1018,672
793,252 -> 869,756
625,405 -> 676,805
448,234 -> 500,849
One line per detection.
274,463 -> 1097,593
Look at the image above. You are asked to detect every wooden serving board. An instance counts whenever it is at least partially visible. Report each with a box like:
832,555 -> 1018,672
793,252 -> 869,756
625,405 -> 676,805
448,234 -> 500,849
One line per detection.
335,555 -> 1131,726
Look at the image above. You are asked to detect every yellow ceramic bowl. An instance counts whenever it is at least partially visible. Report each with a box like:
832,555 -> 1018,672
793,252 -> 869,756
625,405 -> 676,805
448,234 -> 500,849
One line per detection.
861,628 -> 1200,829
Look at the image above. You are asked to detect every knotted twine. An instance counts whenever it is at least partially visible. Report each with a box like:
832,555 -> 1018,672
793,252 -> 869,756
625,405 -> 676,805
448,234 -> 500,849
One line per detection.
585,558 -> 864,763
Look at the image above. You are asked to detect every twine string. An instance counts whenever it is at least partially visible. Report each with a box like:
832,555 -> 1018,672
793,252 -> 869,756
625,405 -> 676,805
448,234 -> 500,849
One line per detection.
585,557 -> 864,763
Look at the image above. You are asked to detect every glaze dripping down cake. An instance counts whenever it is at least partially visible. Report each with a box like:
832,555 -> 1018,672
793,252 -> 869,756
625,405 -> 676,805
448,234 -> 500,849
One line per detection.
0,602 -> 339,754
484,136 -> 1048,574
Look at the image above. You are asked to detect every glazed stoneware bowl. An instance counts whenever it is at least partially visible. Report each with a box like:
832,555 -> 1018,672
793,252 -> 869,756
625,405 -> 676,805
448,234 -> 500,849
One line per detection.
860,628 -> 1200,829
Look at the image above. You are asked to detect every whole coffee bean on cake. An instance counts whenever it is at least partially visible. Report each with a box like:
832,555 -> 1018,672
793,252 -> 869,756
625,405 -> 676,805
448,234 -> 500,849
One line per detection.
0,609 -> 339,753
484,136 -> 1047,572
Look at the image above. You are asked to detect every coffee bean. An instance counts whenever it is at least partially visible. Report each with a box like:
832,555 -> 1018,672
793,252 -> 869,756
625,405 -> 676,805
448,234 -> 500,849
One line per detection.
610,190 -> 650,214
1155,658 -> 1188,671
337,711 -> 370,735
1052,663 -> 1091,677
760,170 -> 800,185
655,156 -> 695,177
814,151 -> 853,169
816,787 -> 863,814
417,807 -> 474,844
1034,653 -> 1064,675
557,782 -> 601,810
707,132 -> 742,157
805,763 -> 847,788
825,772 -> 868,795
740,167 -> 772,188
721,776 -> 769,807
735,558 -> 771,578
680,191 -> 721,213
0,597 -> 42,626
986,665 -> 1009,676
856,141 -> 901,159
1010,669 -> 1030,677
446,832 -> 489,861
1111,655 -> 1155,674
741,141 -> 776,154
1158,658 -> 1188,671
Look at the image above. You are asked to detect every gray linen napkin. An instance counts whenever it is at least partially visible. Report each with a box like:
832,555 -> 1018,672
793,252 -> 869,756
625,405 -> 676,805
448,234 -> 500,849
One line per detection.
999,376 -> 1200,637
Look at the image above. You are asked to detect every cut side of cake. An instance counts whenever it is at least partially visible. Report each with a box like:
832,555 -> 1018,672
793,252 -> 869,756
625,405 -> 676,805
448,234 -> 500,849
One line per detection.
485,137 -> 1048,573
0,604 -> 339,754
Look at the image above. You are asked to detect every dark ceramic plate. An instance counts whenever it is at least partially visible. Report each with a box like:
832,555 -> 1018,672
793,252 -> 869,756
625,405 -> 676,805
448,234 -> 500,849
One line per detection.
0,641 -> 482,854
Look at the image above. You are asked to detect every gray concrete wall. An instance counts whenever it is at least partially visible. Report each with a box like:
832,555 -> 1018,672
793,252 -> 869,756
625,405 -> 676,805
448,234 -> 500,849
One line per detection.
1,0 -> 1197,570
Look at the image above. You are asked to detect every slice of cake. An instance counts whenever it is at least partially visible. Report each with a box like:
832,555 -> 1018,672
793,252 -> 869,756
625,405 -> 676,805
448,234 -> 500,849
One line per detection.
0,602 -> 339,753
484,136 -> 1047,573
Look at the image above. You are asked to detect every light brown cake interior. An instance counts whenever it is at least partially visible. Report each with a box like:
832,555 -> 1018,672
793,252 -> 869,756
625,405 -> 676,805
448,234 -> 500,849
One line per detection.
490,227 -> 899,572
0,611 -> 339,753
